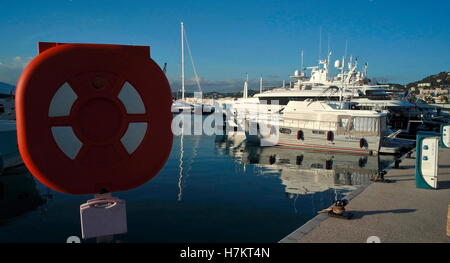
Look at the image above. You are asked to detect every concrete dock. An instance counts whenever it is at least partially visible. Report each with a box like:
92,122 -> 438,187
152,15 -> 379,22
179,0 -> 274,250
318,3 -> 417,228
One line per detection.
280,148 -> 450,243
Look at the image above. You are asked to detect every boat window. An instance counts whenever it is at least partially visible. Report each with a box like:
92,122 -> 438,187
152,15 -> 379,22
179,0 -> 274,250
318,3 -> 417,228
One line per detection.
352,117 -> 379,132
312,130 -> 325,135
290,119 -> 336,131
259,98 -> 286,105
360,106 -> 372,110
311,163 -> 324,169
279,159 -> 290,164
279,128 -> 292,134
0,104 -> 4,113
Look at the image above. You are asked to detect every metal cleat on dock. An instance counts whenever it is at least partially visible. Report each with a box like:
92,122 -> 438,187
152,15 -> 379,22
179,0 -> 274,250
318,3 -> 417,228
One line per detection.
318,199 -> 353,219
370,170 -> 392,183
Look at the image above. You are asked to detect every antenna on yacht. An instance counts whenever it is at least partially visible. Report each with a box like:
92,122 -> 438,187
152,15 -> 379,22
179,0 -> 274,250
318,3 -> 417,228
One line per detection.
298,50 -> 304,89
259,74 -> 263,93
326,51 -> 332,81
300,50 -> 304,73
327,33 -> 330,56
243,73 -> 249,99
318,26 -> 322,62
339,55 -> 346,109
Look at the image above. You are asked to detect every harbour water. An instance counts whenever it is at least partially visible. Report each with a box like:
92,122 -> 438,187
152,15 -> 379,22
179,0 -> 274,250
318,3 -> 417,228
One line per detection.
0,124 -> 396,243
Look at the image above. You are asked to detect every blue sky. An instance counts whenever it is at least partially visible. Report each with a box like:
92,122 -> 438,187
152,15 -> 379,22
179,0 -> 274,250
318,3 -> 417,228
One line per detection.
0,0 -> 449,92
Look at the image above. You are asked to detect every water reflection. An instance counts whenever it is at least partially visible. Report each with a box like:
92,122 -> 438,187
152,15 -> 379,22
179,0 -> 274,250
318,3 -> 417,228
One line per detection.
176,114 -> 202,202
0,166 -> 46,225
0,130 -> 397,242
215,135 -> 395,213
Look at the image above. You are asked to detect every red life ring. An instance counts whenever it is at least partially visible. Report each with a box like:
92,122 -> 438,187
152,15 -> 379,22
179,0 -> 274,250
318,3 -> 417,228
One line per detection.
297,130 -> 304,140
326,131 -> 334,141
16,42 -> 173,194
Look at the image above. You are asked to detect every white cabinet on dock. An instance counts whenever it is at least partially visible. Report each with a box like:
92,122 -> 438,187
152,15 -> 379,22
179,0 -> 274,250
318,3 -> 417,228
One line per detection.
441,125 -> 450,148
416,135 -> 439,189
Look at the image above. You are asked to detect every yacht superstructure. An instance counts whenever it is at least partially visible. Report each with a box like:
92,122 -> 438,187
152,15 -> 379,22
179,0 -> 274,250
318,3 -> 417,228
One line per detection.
221,52 -> 427,135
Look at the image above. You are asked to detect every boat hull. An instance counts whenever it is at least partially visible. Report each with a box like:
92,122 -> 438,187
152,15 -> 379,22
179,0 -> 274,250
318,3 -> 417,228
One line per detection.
246,123 -> 381,155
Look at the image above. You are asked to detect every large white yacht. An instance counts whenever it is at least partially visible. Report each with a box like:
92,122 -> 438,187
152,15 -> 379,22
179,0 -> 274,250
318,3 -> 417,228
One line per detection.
221,53 -> 423,134
245,100 -> 414,155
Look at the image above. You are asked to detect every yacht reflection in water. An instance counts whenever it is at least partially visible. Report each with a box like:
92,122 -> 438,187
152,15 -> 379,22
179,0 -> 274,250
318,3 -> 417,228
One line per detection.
215,135 -> 396,200
0,166 -> 46,224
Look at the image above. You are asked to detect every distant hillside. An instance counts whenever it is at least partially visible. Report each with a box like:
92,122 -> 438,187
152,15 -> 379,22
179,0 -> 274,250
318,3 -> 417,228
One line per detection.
172,90 -> 260,99
385,83 -> 406,90
406,72 -> 450,89
0,82 -> 15,95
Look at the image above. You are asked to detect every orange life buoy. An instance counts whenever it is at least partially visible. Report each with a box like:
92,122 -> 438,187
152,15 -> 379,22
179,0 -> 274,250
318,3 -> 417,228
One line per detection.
16,42 -> 173,195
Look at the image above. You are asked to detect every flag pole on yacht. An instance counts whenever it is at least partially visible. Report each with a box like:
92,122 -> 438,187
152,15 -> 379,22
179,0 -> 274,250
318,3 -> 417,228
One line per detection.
301,50 -> 304,73
318,26 -> 322,62
259,74 -> 263,93
181,21 -> 185,101
243,73 -> 249,99
298,50 -> 304,89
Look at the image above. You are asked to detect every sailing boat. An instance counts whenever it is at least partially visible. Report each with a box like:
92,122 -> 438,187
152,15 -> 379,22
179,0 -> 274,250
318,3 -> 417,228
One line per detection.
171,22 -> 214,114
172,22 -> 194,114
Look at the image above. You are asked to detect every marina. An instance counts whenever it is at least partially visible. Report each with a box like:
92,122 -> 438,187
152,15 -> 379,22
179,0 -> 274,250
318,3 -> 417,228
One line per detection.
0,52 -> 448,242
0,131 -> 396,242
218,53 -> 450,140
0,41 -> 448,243
0,1 -> 449,247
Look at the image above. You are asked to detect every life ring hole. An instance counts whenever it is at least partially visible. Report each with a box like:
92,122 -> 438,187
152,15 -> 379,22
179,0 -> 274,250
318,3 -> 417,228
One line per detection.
76,98 -> 123,142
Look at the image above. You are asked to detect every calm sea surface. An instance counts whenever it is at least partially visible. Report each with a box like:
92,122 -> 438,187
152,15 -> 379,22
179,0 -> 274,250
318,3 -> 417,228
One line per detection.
0,128 -> 396,242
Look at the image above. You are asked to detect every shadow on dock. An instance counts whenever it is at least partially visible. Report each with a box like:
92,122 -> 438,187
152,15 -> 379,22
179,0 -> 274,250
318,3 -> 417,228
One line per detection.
350,209 -> 416,219
438,180 -> 450,189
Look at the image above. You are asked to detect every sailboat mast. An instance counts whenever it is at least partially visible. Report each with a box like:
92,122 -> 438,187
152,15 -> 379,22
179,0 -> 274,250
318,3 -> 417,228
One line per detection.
181,22 -> 185,101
